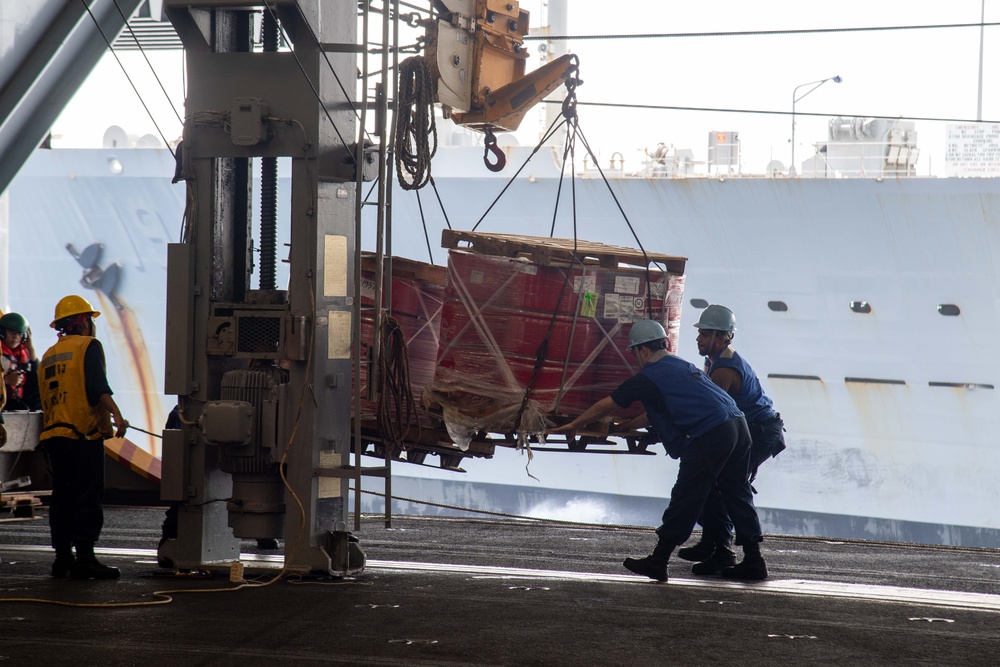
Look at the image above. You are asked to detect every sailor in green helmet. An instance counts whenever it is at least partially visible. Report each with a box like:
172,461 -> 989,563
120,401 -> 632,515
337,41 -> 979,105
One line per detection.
0,311 -> 40,411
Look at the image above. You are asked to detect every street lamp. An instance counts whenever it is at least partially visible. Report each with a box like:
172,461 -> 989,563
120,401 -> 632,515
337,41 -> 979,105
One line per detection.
790,75 -> 842,174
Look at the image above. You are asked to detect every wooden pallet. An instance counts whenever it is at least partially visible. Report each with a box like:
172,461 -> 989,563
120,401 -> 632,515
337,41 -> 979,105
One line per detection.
353,418 -> 496,462
354,414 -> 659,460
361,253 -> 447,286
1,491 -> 48,518
441,229 -> 686,274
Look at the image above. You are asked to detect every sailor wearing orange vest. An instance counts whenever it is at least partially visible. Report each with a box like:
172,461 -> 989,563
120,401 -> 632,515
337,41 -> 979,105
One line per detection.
38,295 -> 129,580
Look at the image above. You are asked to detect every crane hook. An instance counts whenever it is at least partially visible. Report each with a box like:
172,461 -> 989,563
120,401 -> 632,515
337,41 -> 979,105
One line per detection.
483,129 -> 506,172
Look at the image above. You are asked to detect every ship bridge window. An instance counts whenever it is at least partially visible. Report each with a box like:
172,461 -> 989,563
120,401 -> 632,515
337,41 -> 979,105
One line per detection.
767,301 -> 788,312
690,298 -> 709,309
937,304 -> 961,316
849,301 -> 872,314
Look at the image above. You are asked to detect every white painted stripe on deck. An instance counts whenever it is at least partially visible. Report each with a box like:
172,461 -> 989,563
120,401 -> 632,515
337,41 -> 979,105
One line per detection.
369,559 -> 1000,612
4,545 -> 999,612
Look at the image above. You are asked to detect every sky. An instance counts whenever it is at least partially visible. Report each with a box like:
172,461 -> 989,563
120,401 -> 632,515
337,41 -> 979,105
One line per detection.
50,0 -> 999,175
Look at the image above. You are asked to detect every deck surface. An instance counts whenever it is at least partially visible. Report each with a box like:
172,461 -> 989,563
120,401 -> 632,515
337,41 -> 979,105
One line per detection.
1,507 -> 998,666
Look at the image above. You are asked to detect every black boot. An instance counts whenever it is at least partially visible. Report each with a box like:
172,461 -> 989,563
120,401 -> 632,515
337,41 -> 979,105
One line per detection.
71,542 -> 121,581
720,541 -> 767,581
623,541 -> 673,582
51,544 -> 75,579
677,536 -> 715,563
691,539 -> 738,576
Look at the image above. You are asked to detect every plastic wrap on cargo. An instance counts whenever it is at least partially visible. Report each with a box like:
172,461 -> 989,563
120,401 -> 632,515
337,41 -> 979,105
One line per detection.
357,263 -> 445,435
425,249 -> 686,445
422,369 -> 549,450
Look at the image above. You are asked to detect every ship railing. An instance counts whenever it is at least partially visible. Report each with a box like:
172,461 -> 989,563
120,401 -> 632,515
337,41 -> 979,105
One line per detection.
800,139 -> 920,178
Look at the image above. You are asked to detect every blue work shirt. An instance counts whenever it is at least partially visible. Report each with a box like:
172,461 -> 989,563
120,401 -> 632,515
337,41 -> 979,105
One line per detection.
611,354 -> 742,458
706,347 -> 776,424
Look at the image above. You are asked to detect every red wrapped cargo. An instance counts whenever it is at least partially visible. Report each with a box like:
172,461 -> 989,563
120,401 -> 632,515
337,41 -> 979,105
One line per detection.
357,255 -> 445,425
426,232 -> 686,443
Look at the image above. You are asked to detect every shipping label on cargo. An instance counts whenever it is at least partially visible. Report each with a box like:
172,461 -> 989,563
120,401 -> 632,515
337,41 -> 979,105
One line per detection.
470,270 -> 484,284
580,292 -> 598,318
361,277 -> 376,301
614,276 -> 641,295
602,293 -> 619,319
603,293 -> 640,322
648,281 -> 666,298
519,264 -> 538,275
573,275 -> 597,294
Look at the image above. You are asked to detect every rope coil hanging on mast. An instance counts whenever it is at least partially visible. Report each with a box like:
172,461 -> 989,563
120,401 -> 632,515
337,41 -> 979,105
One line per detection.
394,56 -> 438,190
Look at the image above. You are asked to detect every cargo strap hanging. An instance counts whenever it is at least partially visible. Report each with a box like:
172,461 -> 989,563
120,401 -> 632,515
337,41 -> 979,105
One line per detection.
511,269 -> 575,444
375,314 -> 418,454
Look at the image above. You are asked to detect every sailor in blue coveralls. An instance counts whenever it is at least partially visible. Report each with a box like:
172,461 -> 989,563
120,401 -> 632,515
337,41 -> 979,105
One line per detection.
550,320 -> 767,582
678,304 -> 786,575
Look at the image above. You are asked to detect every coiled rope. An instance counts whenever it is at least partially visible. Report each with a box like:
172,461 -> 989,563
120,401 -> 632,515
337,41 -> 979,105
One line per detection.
376,314 -> 418,455
394,56 -> 437,190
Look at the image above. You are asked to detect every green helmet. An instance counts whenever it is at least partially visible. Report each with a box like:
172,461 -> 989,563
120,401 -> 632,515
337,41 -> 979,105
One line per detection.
627,320 -> 667,350
0,312 -> 29,334
693,304 -> 736,333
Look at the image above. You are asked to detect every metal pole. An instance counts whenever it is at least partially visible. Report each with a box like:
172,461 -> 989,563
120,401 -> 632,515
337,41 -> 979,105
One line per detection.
790,92 -> 797,175
978,0 -> 985,121
790,76 -> 841,175
352,3 -> 371,533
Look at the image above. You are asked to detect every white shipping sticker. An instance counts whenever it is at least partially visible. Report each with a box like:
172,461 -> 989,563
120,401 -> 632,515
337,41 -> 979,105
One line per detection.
360,278 -> 376,301
615,275 -> 640,295
648,281 -> 666,298
602,293 -> 621,319
520,264 -> 538,275
618,295 -> 635,323
573,275 -> 597,294
470,270 -> 484,285
602,294 -> 638,323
